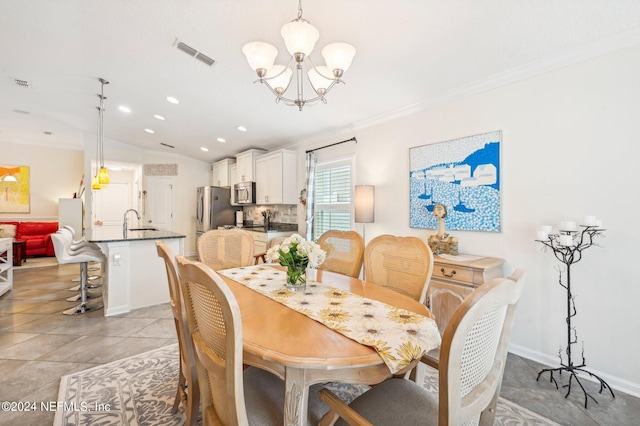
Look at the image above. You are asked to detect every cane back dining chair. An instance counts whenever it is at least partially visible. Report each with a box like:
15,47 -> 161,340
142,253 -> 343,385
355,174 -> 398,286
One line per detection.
318,274 -> 525,426
415,269 -> 526,389
176,256 -> 329,425
156,241 -> 199,426
363,234 -> 434,304
317,230 -> 365,278
197,228 -> 254,271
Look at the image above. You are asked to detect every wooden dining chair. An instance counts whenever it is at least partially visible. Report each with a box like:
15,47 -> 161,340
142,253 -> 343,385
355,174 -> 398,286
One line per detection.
155,241 -> 199,426
253,236 -> 286,265
317,230 -> 364,278
197,228 -> 254,270
176,256 -> 329,425
318,274 -> 525,426
415,269 -> 526,385
363,234 -> 434,303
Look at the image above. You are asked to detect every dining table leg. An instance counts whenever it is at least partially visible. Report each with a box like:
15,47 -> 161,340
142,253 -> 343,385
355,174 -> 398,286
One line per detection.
283,367 -> 309,426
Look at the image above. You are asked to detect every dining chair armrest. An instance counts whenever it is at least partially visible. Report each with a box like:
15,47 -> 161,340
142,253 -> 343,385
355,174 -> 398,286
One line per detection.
421,347 -> 440,369
318,388 -> 374,426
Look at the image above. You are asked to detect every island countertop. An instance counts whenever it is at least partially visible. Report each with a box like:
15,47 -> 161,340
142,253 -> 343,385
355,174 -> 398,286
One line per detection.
86,228 -> 186,243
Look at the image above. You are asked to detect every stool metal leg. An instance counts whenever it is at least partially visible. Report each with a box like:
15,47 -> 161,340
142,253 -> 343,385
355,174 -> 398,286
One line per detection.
64,263 -> 104,315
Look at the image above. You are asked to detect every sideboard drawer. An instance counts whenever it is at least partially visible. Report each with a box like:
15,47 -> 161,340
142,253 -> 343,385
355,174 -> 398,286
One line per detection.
432,264 -> 474,284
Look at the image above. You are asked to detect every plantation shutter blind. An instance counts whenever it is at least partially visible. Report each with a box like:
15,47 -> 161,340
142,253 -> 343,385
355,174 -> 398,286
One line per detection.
313,159 -> 352,240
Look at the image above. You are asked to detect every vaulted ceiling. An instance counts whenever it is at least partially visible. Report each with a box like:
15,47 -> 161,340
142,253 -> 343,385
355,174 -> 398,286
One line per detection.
2,0 -> 639,163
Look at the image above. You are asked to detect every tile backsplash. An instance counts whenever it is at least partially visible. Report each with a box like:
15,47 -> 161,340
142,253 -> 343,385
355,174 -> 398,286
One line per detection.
243,204 -> 298,225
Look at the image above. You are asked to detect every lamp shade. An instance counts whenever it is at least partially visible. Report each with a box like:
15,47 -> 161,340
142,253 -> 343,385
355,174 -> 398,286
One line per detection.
242,42 -> 278,71
97,167 -> 110,185
322,43 -> 356,73
266,65 -> 293,94
281,20 -> 319,56
307,66 -> 333,94
355,185 -> 375,223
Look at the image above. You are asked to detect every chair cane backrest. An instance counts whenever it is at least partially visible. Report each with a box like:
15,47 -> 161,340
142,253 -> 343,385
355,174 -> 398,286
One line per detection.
439,273 -> 525,426
197,229 -> 255,271
156,242 -> 199,425
177,256 -> 248,426
317,230 -> 365,278
364,234 -> 434,303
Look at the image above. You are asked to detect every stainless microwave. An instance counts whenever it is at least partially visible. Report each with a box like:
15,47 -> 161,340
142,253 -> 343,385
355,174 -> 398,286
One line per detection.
234,181 -> 256,204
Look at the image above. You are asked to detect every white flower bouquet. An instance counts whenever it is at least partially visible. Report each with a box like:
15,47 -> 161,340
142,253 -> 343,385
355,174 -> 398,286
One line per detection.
266,233 -> 326,286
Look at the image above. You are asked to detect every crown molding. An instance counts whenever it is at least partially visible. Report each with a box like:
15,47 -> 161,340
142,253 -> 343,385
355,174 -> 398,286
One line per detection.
353,27 -> 640,132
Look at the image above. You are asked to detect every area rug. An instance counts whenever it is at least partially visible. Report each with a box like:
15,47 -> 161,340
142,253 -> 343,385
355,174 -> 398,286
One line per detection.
55,344 -> 559,426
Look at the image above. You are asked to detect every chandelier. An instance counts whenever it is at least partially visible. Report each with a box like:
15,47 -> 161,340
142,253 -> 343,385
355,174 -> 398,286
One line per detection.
242,0 -> 356,111
91,78 -> 110,190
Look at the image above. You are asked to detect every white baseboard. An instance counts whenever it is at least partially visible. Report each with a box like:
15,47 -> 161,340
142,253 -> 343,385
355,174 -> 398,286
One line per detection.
509,343 -> 640,399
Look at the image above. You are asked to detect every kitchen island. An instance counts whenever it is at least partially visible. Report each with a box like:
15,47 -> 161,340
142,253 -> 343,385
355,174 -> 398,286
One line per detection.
87,228 -> 185,316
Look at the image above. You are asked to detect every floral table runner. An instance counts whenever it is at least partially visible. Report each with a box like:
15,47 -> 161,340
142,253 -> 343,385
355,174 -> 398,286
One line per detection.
218,264 -> 441,374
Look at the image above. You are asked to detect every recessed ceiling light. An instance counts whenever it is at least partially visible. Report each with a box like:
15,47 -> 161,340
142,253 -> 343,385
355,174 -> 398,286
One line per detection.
166,96 -> 179,104
154,114 -> 165,120
236,125 -> 247,132
144,128 -> 155,134
217,137 -> 226,143
118,106 -> 131,113
201,147 -> 209,152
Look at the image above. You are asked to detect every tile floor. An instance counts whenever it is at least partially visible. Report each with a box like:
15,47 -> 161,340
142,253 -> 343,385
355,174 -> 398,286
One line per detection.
1,262 -> 638,425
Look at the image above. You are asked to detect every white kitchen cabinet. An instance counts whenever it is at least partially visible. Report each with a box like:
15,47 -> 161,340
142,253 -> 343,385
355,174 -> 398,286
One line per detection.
247,230 -> 295,259
255,149 -> 297,204
235,149 -> 266,183
0,238 -> 13,297
211,158 -> 235,187
229,163 -> 238,205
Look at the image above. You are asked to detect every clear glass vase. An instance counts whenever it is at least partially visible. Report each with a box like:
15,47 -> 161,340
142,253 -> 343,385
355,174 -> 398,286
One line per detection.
285,266 -> 306,291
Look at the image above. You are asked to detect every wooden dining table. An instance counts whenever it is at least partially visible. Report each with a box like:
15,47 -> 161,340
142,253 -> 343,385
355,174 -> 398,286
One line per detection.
218,266 -> 436,426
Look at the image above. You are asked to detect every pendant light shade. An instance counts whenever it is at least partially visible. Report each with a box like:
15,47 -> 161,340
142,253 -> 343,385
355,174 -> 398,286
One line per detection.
266,65 -> 293,94
242,42 -> 278,73
280,20 -> 319,56
308,66 -> 332,94
322,43 -> 356,73
98,166 -> 110,185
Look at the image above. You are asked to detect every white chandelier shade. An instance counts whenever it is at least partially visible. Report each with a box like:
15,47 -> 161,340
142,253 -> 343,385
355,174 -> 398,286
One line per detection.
242,0 -> 355,110
280,20 -> 319,56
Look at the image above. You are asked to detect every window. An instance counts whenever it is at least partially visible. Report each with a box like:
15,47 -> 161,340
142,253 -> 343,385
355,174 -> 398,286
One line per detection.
313,158 -> 352,240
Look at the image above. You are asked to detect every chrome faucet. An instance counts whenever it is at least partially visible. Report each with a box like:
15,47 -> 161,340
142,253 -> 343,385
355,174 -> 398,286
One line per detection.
123,209 -> 141,234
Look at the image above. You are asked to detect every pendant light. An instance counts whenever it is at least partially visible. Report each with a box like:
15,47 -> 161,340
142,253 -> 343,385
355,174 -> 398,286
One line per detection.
92,78 -> 109,190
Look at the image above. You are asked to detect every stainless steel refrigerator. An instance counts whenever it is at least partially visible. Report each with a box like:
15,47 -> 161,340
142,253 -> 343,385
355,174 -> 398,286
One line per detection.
196,186 -> 241,240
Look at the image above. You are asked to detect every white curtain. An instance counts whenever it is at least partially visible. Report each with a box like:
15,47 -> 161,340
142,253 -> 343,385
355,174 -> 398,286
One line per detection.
305,151 -> 317,241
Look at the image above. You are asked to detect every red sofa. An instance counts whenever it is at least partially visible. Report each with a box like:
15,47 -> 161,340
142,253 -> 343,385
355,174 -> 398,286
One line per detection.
0,221 -> 58,257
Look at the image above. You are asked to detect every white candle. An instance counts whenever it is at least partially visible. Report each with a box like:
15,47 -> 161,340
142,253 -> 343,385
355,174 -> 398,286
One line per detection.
584,216 -> 596,226
541,225 -> 553,234
536,230 -> 548,240
559,235 -> 573,246
560,221 -> 576,231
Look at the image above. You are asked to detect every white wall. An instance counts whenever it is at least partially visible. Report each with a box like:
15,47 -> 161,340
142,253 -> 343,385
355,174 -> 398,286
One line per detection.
295,44 -> 640,396
0,141 -> 83,221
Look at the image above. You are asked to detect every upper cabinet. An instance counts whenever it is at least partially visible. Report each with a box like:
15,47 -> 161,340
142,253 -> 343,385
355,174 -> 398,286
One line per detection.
255,149 -> 297,205
235,149 -> 266,183
229,163 -> 238,205
211,158 -> 236,187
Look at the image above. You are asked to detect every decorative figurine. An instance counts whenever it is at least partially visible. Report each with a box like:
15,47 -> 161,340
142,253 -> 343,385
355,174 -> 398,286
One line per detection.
428,204 -> 458,255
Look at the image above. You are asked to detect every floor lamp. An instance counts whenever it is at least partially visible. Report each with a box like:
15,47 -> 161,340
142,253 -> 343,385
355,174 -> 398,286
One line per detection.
355,185 -> 375,245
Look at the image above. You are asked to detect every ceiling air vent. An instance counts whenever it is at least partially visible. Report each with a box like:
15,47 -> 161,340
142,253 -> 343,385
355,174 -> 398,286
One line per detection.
174,39 -> 216,67
14,78 -> 31,88
160,142 -> 175,148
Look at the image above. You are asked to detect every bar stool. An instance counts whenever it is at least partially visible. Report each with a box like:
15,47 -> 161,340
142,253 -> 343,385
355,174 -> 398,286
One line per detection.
51,233 -> 105,315
58,227 -> 103,290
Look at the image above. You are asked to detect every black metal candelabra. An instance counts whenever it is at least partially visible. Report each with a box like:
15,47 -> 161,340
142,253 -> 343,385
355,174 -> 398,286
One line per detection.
535,225 -> 615,408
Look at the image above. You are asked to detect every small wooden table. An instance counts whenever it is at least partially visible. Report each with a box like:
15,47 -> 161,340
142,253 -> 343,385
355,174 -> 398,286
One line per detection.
219,268 -> 435,426
12,239 -> 27,267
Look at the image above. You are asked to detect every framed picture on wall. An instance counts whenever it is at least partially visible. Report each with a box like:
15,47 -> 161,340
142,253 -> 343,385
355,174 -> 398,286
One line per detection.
409,131 -> 501,232
0,164 -> 30,213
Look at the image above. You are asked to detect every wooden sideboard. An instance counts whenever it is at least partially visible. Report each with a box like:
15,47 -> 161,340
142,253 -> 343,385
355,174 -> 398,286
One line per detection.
427,253 -> 505,334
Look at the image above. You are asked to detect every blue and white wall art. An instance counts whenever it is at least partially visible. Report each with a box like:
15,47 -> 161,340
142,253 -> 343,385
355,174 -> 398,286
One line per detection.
409,131 -> 501,232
